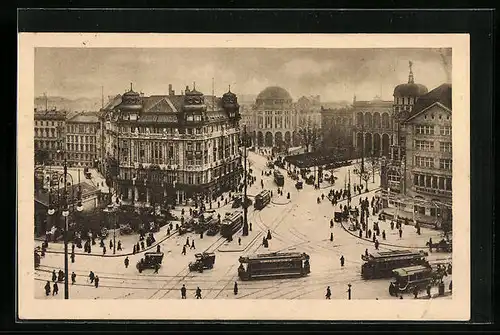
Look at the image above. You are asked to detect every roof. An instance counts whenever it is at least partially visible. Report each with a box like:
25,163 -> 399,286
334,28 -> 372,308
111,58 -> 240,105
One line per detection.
34,181 -> 100,207
256,86 -> 292,101
102,95 -> 122,110
368,250 -> 424,259
245,252 -> 307,261
403,83 -> 452,123
393,82 -> 428,97
353,100 -> 393,108
67,112 -> 99,123
34,109 -> 67,120
392,265 -> 431,276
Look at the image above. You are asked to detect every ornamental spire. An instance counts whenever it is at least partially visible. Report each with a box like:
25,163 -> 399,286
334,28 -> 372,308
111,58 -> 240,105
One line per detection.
408,61 -> 414,84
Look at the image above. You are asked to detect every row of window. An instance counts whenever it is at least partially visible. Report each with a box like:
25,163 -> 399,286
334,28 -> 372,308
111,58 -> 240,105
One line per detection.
415,140 -> 453,152
414,156 -> 452,170
66,135 -> 96,144
413,173 -> 452,191
35,128 -> 58,138
67,153 -> 96,161
415,125 -> 452,136
394,96 -> 415,105
34,120 -> 63,127
35,140 -> 61,150
67,124 -> 98,134
118,123 -> 231,135
67,144 -> 96,153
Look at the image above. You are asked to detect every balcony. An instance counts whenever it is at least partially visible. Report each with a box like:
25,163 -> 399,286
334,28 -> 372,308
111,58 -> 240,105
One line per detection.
414,186 -> 452,197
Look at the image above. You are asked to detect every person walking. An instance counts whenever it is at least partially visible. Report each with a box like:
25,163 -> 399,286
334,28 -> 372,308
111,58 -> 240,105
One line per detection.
382,230 -> 386,240
52,282 -> 59,296
234,282 -> 238,295
109,240 -> 113,250
413,286 -> 419,299
195,287 -> 202,299
157,244 -> 161,253
182,245 -> 187,255
154,262 -> 160,274
124,256 -> 129,268
44,281 -> 51,296
238,237 -> 241,246
71,252 -> 75,263
89,271 -> 95,284
325,286 -> 331,299
330,232 -> 334,242
340,255 -> 345,267
52,270 -> 57,282
71,271 -> 76,285
346,284 -> 352,300
141,241 -> 145,250
181,284 -> 187,299
399,228 -> 403,239
426,284 -> 431,298
102,245 -> 106,255
133,245 -> 136,255
117,240 -> 122,251
191,240 -> 196,250
374,239 -> 379,250
94,275 -> 100,288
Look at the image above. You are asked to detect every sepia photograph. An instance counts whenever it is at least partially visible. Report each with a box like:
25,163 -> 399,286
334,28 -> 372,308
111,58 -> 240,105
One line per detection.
18,33 -> 470,320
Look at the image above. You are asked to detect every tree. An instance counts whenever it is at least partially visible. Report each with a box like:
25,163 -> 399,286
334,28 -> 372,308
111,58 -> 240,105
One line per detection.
35,149 -> 49,165
297,117 -> 320,153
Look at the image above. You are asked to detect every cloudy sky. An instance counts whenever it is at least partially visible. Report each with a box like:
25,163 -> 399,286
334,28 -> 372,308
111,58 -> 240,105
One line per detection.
35,48 -> 451,102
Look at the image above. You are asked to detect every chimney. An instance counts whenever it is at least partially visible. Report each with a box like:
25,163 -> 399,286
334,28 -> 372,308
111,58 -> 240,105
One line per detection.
169,84 -> 173,96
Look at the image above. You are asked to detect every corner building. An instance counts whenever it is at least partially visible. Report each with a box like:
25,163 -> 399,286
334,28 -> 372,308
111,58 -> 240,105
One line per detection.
103,84 -> 242,207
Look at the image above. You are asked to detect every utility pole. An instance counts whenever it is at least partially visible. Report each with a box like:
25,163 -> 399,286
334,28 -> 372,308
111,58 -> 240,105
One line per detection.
101,86 -> 104,109
63,157 -> 69,299
242,124 -> 249,236
361,116 -> 365,174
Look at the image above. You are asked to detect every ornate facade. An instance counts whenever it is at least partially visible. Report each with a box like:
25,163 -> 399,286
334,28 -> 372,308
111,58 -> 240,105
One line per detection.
34,108 -> 67,165
102,84 -> 242,207
320,106 -> 354,151
65,112 -> 101,167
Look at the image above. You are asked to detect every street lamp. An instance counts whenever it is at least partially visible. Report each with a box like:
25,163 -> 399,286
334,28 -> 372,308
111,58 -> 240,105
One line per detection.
241,124 -> 249,236
46,149 -> 81,300
103,204 -> 117,254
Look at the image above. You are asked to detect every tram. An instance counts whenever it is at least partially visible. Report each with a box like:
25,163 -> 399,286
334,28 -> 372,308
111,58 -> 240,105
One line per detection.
220,211 -> 244,238
238,252 -> 310,281
361,249 -> 429,279
273,170 -> 284,186
254,190 -> 271,210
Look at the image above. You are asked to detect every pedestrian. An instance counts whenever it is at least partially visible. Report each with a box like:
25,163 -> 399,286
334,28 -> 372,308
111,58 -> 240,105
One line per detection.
399,295 -> 403,299
195,287 -> 202,299
186,237 -> 190,247
117,240 -> 122,251
94,276 -> 99,288
133,245 -> 136,254
136,242 -> 140,252
267,230 -> 272,240
368,229 -> 372,239
234,282 -> 238,295
109,240 -> 113,250
390,221 -> 394,230
182,245 -> 186,255
44,281 -> 51,296
72,243 -> 75,253
375,239 -> 379,250
449,280 -> 452,293
181,284 -> 187,299
382,230 -> 386,240
346,284 -> 352,300
124,256 -> 129,268
52,270 -> 57,282
413,286 -> 419,299
359,229 -> 363,238
325,286 -> 331,299
399,228 -> 403,238
238,237 -> 241,246
89,271 -> 95,283
141,241 -> 145,250
71,252 -> 75,263
330,232 -> 334,242
157,245 -> 161,253
340,255 -> 345,267
154,263 -> 160,274
52,282 -> 59,295
330,219 -> 334,228
365,249 -> 368,257
103,245 -> 106,255
372,234 -> 376,243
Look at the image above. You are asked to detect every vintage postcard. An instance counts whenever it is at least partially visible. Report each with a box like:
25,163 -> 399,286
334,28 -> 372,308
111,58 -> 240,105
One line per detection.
18,33 -> 470,320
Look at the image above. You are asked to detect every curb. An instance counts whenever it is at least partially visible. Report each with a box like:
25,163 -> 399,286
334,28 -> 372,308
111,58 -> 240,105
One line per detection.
42,230 -> 179,258
271,199 -> 292,206
217,232 -> 263,253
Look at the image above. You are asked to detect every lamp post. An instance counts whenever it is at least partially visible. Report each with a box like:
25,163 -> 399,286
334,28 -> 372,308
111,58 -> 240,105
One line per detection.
47,150 -> 82,299
103,204 -> 117,254
242,125 -> 249,236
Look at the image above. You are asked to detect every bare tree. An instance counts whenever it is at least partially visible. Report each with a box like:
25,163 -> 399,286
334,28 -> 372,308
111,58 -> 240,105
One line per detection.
297,117 -> 320,153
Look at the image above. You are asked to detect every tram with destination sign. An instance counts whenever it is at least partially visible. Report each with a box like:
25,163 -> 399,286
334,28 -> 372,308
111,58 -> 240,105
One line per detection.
238,252 -> 310,280
254,190 -> 271,210
361,249 -> 429,279
220,211 -> 243,238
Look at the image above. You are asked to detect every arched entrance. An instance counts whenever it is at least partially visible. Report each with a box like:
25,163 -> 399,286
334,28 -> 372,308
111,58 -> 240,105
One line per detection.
382,133 -> 390,157
257,131 -> 264,147
373,133 -> 381,156
284,131 -> 291,146
373,112 -> 381,129
275,132 -> 283,149
364,132 -> 373,156
265,131 -> 273,147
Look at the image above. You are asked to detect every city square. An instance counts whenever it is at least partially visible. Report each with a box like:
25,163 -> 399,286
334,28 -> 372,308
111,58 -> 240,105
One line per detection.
33,47 -> 453,301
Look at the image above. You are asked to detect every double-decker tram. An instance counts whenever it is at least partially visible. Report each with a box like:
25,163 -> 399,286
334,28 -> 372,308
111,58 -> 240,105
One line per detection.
220,211 -> 244,238
273,170 -> 284,186
254,190 -> 271,210
361,249 -> 429,279
238,252 -> 310,280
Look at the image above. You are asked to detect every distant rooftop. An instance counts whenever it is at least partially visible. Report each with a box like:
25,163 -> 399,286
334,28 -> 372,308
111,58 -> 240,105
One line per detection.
67,112 -> 100,123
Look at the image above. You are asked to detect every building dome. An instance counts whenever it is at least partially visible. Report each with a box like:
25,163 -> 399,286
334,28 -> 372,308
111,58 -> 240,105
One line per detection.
393,83 -> 428,97
120,83 -> 142,109
256,86 -> 292,101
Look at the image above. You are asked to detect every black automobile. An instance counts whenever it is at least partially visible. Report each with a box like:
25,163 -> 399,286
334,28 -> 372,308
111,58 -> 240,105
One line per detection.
295,181 -> 303,189
136,252 -> 164,273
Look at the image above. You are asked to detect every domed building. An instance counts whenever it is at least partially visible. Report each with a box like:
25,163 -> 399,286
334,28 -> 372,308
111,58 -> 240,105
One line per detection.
248,86 -> 321,150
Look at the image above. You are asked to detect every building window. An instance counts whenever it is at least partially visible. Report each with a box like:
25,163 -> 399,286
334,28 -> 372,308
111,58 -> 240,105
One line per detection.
415,125 -> 435,135
415,156 -> 434,168
440,126 -> 452,136
439,159 -> 452,171
439,142 -> 452,153
414,140 -> 434,151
